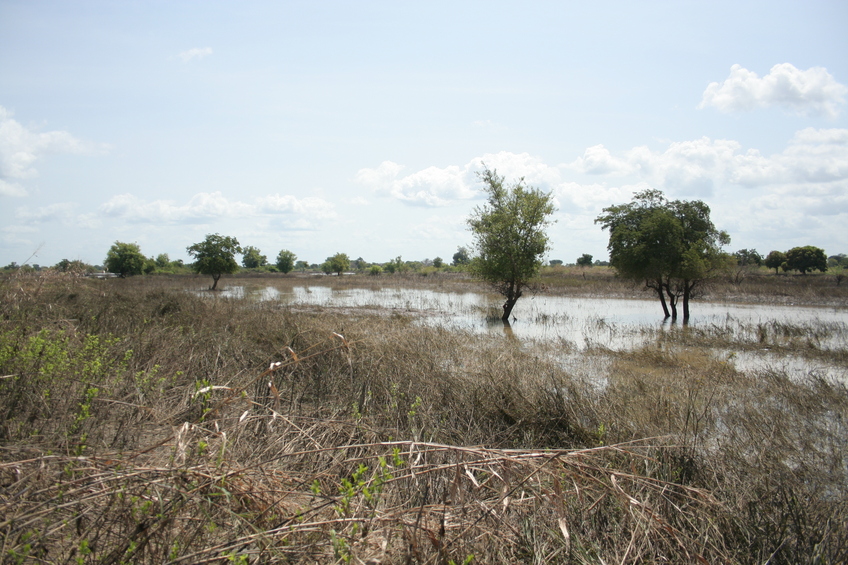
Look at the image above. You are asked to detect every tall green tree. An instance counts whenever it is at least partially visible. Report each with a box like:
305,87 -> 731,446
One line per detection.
734,248 -> 762,266
276,249 -> 297,274
596,189 -> 730,322
104,241 -> 146,277
467,167 -> 556,322
187,234 -> 242,290
241,246 -> 268,269
785,246 -> 827,274
452,246 -> 470,267
764,250 -> 786,275
321,253 -> 350,276
576,254 -> 593,267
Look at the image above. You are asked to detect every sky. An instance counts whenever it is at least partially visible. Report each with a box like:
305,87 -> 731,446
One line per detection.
1,1 -> 847,268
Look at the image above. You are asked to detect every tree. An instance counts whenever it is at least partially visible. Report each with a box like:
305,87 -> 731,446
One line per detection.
153,253 -> 169,269
295,260 -> 309,271
187,234 -> 242,290
734,248 -> 762,267
576,254 -> 593,267
452,246 -> 470,267
385,256 -> 407,274
276,249 -> 297,274
764,250 -> 786,275
104,241 -> 146,277
785,246 -> 827,274
596,189 -> 730,322
432,257 -> 444,268
467,167 -> 556,322
242,246 -> 268,269
321,253 -> 350,276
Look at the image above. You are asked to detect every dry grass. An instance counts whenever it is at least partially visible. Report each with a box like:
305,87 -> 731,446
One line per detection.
0,271 -> 846,563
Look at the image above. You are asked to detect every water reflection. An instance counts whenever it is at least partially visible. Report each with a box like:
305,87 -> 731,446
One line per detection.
202,284 -> 847,383
210,284 -> 846,352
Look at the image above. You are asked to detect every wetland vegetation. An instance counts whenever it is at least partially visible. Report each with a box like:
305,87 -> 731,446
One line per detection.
1,269 -> 846,563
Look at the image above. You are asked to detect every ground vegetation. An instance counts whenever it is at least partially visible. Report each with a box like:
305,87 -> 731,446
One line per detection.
0,271 -> 845,563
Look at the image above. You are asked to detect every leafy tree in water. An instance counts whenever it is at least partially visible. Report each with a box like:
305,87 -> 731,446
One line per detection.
576,254 -> 593,267
321,253 -> 350,276
596,189 -> 730,322
467,167 -> 556,322
785,246 -> 827,274
276,249 -> 297,273
104,241 -> 146,277
242,246 -> 268,269
187,234 -> 242,290
764,250 -> 786,275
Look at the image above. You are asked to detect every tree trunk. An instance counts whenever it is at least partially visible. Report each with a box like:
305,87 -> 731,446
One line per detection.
501,284 -> 522,322
665,286 -> 678,321
211,274 -> 221,291
682,282 -> 690,324
502,297 -> 518,322
655,284 -> 670,318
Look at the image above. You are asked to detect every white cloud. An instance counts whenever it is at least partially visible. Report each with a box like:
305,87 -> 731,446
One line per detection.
0,105 -> 101,197
0,179 -> 27,197
179,47 -> 213,63
568,145 -> 633,175
98,191 -> 336,228
355,161 -> 475,206
566,129 -> 848,195
699,63 -> 848,118
256,194 -> 337,219
355,152 -> 563,207
13,202 -> 97,228
100,192 -> 253,223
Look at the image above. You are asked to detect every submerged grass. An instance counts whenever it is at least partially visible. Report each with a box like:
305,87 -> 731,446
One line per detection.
0,271 -> 846,563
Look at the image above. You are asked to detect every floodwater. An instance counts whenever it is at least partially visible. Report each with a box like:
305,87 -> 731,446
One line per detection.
209,284 -> 848,383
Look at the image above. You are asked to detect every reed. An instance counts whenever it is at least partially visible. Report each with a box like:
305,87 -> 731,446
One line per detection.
1,271 -> 846,563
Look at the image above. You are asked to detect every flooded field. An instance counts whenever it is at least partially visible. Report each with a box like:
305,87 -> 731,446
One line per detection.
210,282 -> 848,384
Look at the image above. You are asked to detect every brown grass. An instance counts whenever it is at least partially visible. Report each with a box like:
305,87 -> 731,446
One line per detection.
0,270 -> 846,563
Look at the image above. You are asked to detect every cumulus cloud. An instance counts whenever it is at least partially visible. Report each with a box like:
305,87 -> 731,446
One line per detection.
355,151 -> 564,207
101,192 -> 254,223
179,47 -> 213,63
699,63 -> 848,118
256,194 -> 337,220
0,105 -> 101,197
566,129 -> 848,195
98,191 -> 336,229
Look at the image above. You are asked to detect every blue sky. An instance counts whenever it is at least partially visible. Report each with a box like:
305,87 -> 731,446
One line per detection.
2,1 -> 846,268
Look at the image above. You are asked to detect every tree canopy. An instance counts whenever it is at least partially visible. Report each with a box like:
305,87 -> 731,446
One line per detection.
452,246 -> 470,267
104,241 -> 145,277
785,246 -> 827,274
467,167 -> 556,322
764,250 -> 786,274
321,253 -> 350,276
187,234 -> 242,290
276,249 -> 297,274
241,246 -> 268,269
595,189 -> 730,322
577,254 -> 593,267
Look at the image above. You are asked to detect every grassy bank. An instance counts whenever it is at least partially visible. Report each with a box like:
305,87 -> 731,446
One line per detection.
1,271 -> 846,563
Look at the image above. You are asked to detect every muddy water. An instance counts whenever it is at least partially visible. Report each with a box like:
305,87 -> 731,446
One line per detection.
213,284 -> 848,383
